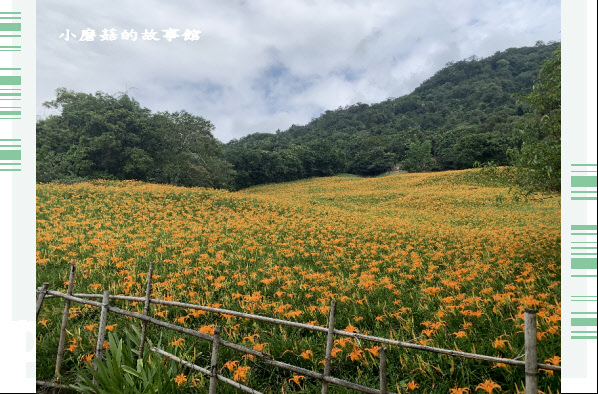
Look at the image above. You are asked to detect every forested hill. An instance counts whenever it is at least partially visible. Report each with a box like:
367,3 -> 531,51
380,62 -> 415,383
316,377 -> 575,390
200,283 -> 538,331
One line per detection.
223,42 -> 560,189
36,42 -> 559,191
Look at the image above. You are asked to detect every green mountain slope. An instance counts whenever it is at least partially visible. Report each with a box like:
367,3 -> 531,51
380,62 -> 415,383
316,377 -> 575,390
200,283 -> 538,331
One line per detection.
224,42 -> 560,189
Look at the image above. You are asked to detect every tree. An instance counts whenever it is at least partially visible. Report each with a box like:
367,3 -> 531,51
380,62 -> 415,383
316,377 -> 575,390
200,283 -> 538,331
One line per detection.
401,140 -> 435,172
36,89 -> 235,189
509,45 -> 560,193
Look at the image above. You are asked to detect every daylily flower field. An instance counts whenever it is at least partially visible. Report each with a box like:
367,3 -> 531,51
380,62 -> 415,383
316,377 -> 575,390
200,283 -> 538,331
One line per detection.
36,170 -> 561,392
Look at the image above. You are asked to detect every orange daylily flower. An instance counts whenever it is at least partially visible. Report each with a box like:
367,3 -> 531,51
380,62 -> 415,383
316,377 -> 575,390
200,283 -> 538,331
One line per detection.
174,373 -> 187,386
38,319 -> 50,327
450,388 -> 470,394
233,366 -> 250,382
476,380 -> 501,393
298,350 -> 313,360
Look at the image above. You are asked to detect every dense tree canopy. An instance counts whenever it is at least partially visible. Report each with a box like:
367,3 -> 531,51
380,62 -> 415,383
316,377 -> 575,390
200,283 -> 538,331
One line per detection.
509,45 -> 561,193
37,89 -> 234,188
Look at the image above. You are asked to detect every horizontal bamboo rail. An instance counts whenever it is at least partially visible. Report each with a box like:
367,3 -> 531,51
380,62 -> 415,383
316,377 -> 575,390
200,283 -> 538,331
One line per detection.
42,290 -> 561,372
44,290 -> 271,359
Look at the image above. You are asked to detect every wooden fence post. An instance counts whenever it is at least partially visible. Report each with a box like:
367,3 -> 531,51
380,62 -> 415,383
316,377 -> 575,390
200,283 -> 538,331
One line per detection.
95,290 -> 111,362
321,299 -> 337,394
54,261 -> 76,380
36,282 -> 50,319
209,326 -> 222,394
138,262 -> 155,359
379,346 -> 387,394
525,309 -> 538,394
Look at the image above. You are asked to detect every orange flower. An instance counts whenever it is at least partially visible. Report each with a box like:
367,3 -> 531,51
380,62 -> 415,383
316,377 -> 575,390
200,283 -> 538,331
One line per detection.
365,346 -> 380,357
80,353 -> 95,364
298,350 -> 313,360
406,380 -> 419,391
347,348 -> 363,362
476,380 -> 501,393
233,366 -> 250,382
288,374 -> 304,385
450,388 -> 469,394
174,316 -> 189,325
169,338 -> 185,347
38,319 -> 50,327
174,373 -> 187,386
199,325 -> 215,335
84,324 -> 97,332
545,355 -> 561,366
335,338 -> 352,348
252,343 -> 268,352
492,338 -> 509,349
105,324 -> 118,332
222,360 -> 239,372
452,331 -> 467,338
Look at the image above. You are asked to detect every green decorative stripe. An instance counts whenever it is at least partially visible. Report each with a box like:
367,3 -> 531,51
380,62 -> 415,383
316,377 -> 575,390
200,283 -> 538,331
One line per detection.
572,336 -> 598,339
572,176 -> 598,187
572,258 -> 597,269
572,191 -> 598,193
0,150 -> 21,160
0,93 -> 21,96
572,275 -> 598,277
0,23 -> 20,31
0,168 -> 21,171
572,225 -> 598,230
572,312 -> 598,314
572,197 -> 598,200
0,111 -> 20,115
0,35 -> 21,37
572,247 -> 598,249
572,232 -> 598,235
0,163 -> 20,165
0,76 -> 20,85
573,253 -> 598,255
0,12 -> 21,14
0,144 -> 21,147
0,139 -> 21,141
572,318 -> 598,326
572,164 -> 598,166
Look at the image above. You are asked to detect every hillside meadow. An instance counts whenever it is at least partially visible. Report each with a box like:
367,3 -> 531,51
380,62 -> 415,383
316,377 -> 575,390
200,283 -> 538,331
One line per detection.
36,169 -> 561,392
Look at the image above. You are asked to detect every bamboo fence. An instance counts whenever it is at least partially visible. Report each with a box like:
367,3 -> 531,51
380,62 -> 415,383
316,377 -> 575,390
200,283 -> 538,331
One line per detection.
36,261 -> 561,394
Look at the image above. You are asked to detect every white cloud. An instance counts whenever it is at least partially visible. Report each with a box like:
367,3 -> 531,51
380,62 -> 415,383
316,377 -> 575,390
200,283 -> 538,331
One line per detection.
37,0 -> 561,142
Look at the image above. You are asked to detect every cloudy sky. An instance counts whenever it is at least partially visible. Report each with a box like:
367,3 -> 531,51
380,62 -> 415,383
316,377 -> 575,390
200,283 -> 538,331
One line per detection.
37,0 -> 561,142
